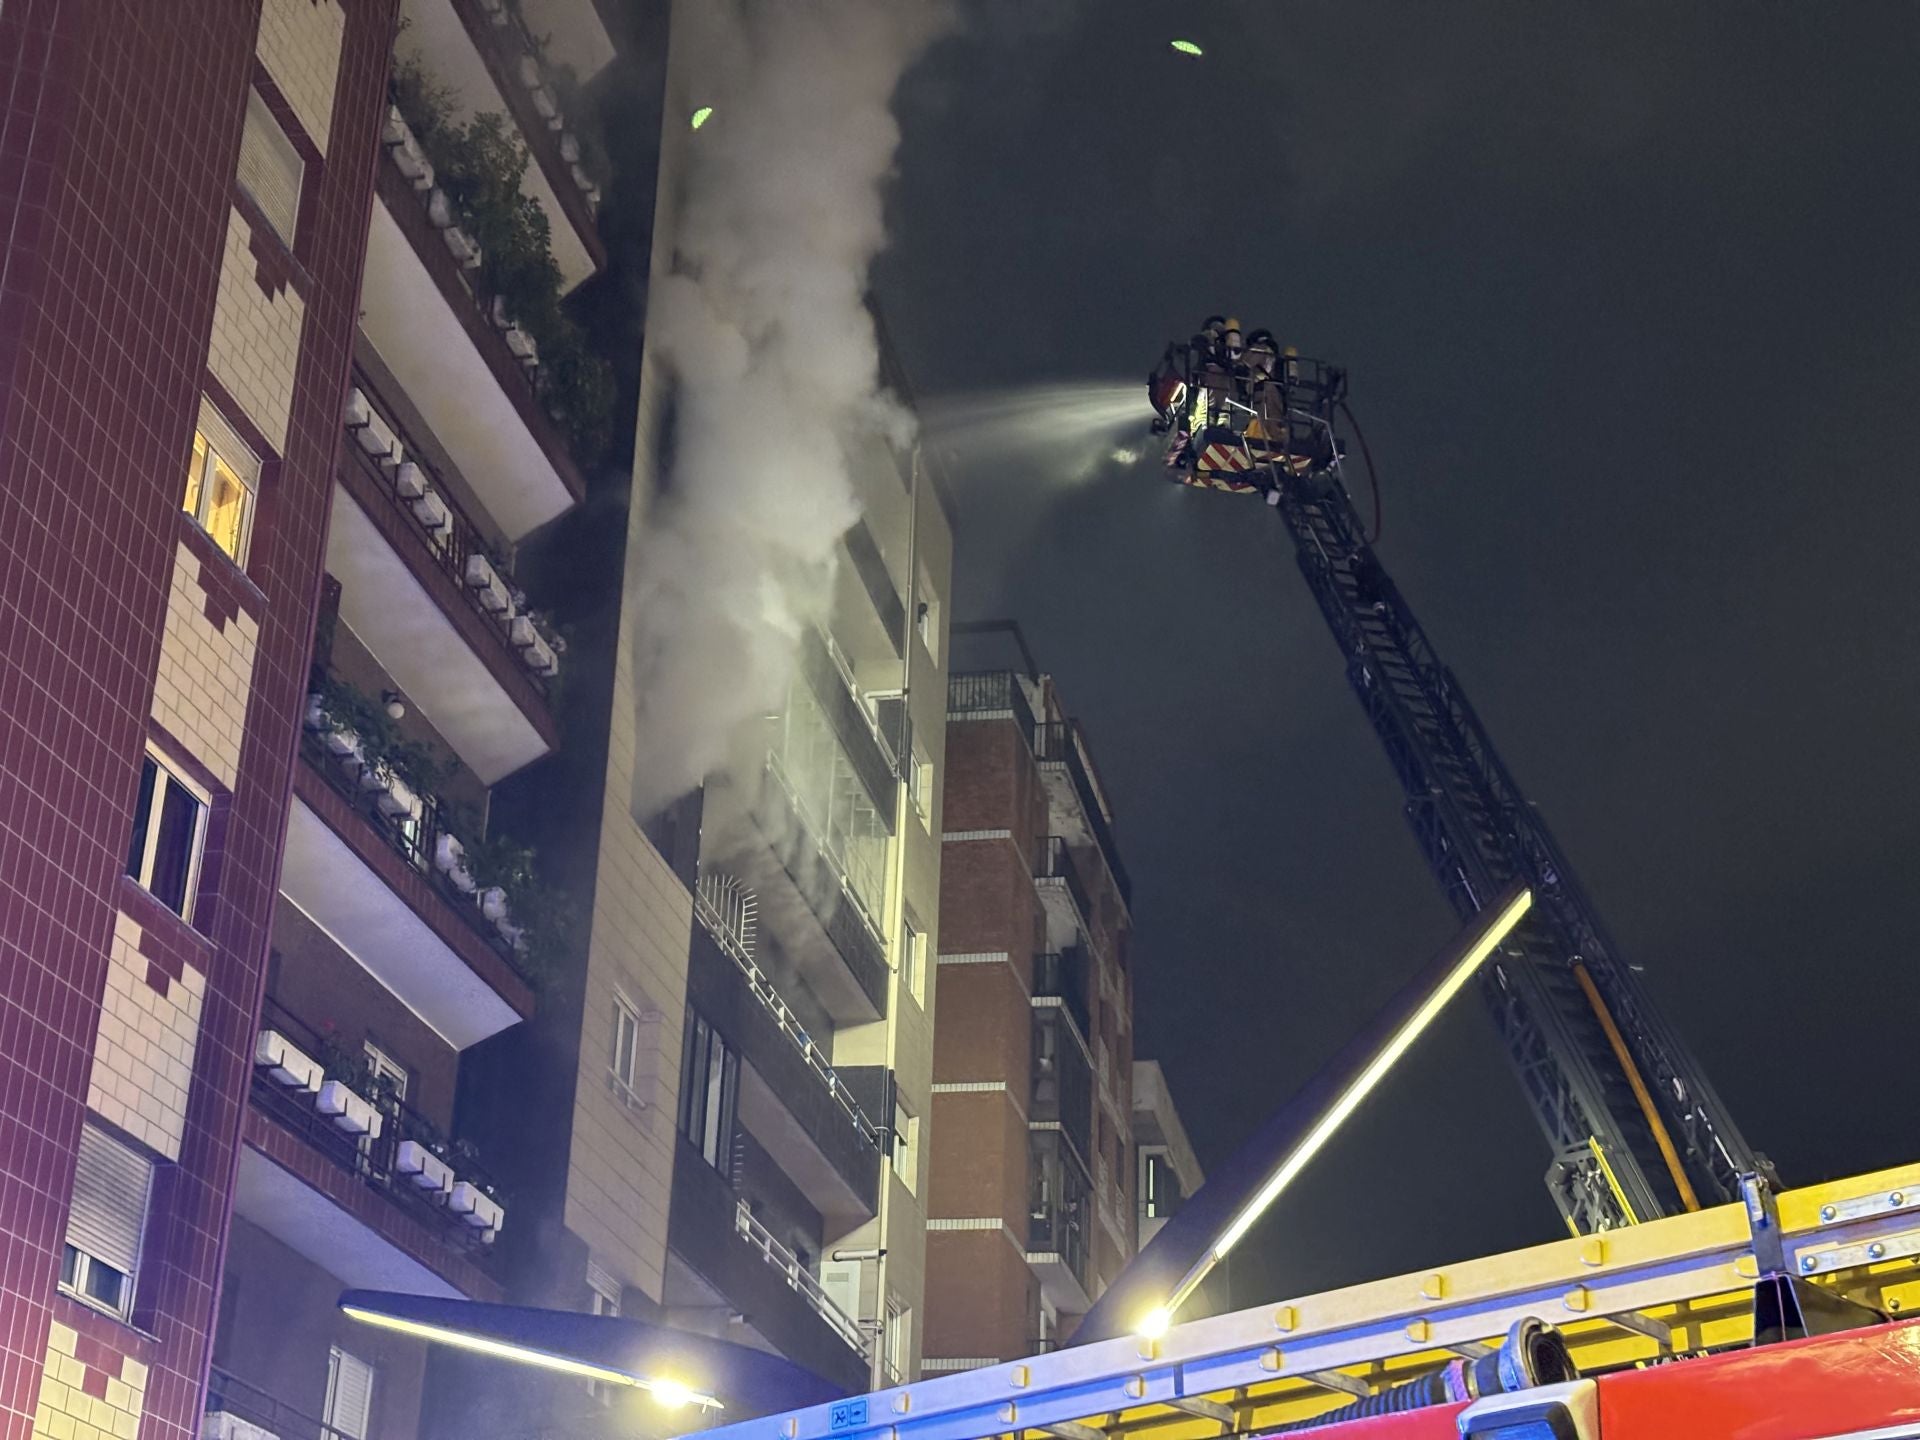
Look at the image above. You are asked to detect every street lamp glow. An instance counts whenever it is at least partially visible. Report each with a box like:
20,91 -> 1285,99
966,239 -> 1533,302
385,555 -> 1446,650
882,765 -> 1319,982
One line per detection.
340,1304 -> 723,1412
1144,888 -> 1535,1329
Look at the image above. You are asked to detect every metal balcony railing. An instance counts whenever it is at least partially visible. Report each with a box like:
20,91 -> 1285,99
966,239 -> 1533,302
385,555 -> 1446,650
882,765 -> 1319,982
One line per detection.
296,723 -> 540,989
343,373 -> 557,697
1032,948 -> 1091,1038
759,754 -> 891,1010
250,997 -> 507,1258
206,1367 -> 354,1440
1028,1131 -> 1091,1289
1034,836 -> 1093,938
799,627 -> 898,818
733,1200 -> 870,1357
1033,721 -> 1132,906
693,886 -> 884,1146
947,669 -> 1036,738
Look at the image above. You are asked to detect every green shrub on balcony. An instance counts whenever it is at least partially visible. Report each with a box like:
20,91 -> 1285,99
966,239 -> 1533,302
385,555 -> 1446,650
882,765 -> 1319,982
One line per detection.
389,57 -> 614,468
310,669 -> 450,796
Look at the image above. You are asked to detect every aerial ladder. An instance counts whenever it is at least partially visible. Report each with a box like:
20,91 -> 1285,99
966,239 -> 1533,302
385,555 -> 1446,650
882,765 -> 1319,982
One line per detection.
1143,326 -> 1763,1235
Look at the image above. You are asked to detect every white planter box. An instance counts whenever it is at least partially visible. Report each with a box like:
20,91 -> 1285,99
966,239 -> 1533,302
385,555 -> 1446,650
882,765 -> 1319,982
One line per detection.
316,1081 -> 382,1138
559,132 -> 581,164
411,490 -> 451,534
443,226 -> 482,269
504,325 -> 538,362
479,887 -> 510,923
357,765 -> 391,797
570,163 -> 593,195
254,1030 -> 323,1093
203,1409 -> 280,1440
392,133 -> 432,186
465,554 -> 512,613
520,634 -> 559,678
434,832 -> 465,873
394,460 -> 427,500
381,105 -> 410,148
395,1140 -> 454,1196
518,55 -> 542,89
344,387 -> 372,432
490,294 -> 513,331
426,187 -> 454,229
323,725 -> 361,758
448,1181 -> 504,1234
304,693 -> 326,731
353,406 -> 398,464
494,917 -> 526,951
507,615 -> 536,649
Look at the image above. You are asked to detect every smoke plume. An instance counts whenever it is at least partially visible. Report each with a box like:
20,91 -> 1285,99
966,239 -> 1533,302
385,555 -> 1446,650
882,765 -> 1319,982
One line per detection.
627,0 -> 953,820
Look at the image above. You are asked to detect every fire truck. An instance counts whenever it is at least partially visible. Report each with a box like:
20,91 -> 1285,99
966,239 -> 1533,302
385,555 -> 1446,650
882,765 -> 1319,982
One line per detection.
685,1162 -> 1920,1439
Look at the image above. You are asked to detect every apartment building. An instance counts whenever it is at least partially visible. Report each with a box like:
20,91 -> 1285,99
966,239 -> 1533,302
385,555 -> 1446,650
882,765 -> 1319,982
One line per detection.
0,4 -> 681,1440
924,628 -> 1136,1370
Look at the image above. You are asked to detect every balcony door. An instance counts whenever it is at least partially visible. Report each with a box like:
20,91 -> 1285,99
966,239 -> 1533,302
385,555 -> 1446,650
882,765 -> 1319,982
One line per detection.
323,1347 -> 376,1440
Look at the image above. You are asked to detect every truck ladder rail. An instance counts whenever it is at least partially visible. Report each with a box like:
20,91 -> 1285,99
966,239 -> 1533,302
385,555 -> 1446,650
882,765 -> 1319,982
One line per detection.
690,1162 -> 1920,1440
1263,446 -> 1759,1231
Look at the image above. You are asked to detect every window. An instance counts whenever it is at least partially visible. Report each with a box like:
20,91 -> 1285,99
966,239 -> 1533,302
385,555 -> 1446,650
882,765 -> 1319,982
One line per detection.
898,913 -> 926,1004
891,1099 -> 919,1192
610,991 -> 641,1099
586,1267 -> 621,1402
183,399 -> 259,564
677,1012 -> 738,1175
914,563 -> 940,663
62,1124 -> 153,1319
323,1347 -> 375,1440
883,1299 -> 911,1384
1142,1151 -> 1183,1221
237,89 -> 303,246
362,1041 -> 408,1103
906,740 -> 933,826
125,751 -> 208,920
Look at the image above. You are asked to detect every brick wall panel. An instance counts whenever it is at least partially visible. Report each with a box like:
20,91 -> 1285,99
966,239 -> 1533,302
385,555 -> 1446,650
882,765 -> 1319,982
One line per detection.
204,208 -> 307,455
151,542 -> 262,790
254,0 -> 345,156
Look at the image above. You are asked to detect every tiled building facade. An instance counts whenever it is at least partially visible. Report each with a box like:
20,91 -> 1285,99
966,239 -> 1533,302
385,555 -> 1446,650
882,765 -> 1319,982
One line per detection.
0,13 -> 395,1440
923,631 -> 1137,1369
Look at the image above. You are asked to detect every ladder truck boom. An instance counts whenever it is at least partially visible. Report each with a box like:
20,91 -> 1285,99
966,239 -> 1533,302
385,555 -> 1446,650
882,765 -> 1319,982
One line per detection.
1144,325 -> 1762,1233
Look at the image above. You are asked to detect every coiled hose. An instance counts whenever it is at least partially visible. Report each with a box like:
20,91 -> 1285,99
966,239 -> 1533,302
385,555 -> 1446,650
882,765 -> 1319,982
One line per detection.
1271,1317 -> 1576,1432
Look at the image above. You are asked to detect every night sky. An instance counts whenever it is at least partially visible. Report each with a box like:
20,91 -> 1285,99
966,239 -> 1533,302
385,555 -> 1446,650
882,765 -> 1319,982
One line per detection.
873,3 -> 1920,1308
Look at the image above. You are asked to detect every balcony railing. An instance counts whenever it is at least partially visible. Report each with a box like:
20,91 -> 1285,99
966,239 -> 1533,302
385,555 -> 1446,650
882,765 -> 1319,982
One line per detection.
342,376 -> 559,694
296,721 -> 540,988
947,669 -> 1036,738
693,885 -> 883,1145
1032,948 -> 1091,1038
1033,721 -> 1131,906
733,1200 -> 869,1357
1034,836 -> 1093,937
799,627 -> 898,819
207,1367 -> 354,1440
759,754 -> 891,1011
249,997 -> 507,1255
1028,1132 -> 1091,1289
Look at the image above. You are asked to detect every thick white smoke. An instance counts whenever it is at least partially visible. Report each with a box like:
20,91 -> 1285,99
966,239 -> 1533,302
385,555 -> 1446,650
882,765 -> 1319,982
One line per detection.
628,0 -> 954,820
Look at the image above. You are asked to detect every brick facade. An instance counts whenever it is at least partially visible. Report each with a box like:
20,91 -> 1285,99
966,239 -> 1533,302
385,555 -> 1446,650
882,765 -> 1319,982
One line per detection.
0,9 -> 394,1440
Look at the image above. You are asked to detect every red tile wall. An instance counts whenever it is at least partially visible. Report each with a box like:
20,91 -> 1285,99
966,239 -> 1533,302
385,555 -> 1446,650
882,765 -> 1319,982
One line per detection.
0,5 -> 396,1440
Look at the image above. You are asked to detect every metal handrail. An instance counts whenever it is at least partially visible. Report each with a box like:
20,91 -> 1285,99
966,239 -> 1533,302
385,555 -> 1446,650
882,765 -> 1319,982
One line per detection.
760,751 -> 890,983
343,374 -> 555,697
251,997 -> 506,1256
733,1200 -> 869,1356
693,889 -> 883,1146
1033,721 -> 1132,906
1031,949 -> 1090,1037
297,725 -> 539,989
207,1366 -> 355,1440
1034,836 -> 1094,937
947,669 -> 1036,739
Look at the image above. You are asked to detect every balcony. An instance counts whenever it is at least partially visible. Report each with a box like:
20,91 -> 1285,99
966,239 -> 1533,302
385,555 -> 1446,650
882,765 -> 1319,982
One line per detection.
1031,1006 -> 1094,1174
333,372 -> 557,784
666,1142 -> 872,1396
1034,721 -> 1132,908
232,1000 -> 505,1298
1032,948 -> 1091,1038
717,758 -> 890,1024
689,897 -> 884,1224
361,153 -> 584,542
798,627 -> 898,823
1026,1129 -> 1092,1314
947,669 -> 1037,736
1033,836 -> 1092,953
397,0 -> 603,291
282,721 -> 536,1049
206,1368 -> 351,1440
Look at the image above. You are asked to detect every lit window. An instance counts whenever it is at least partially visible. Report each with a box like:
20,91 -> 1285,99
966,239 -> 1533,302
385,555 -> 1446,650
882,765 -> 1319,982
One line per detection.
323,1348 -> 375,1440
610,991 -> 641,1100
891,1100 -> 919,1192
883,1299 -> 911,1384
237,89 -> 303,246
907,741 -> 934,826
62,1124 -> 153,1319
125,751 -> 208,921
183,400 -> 259,564
898,913 -> 926,1004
